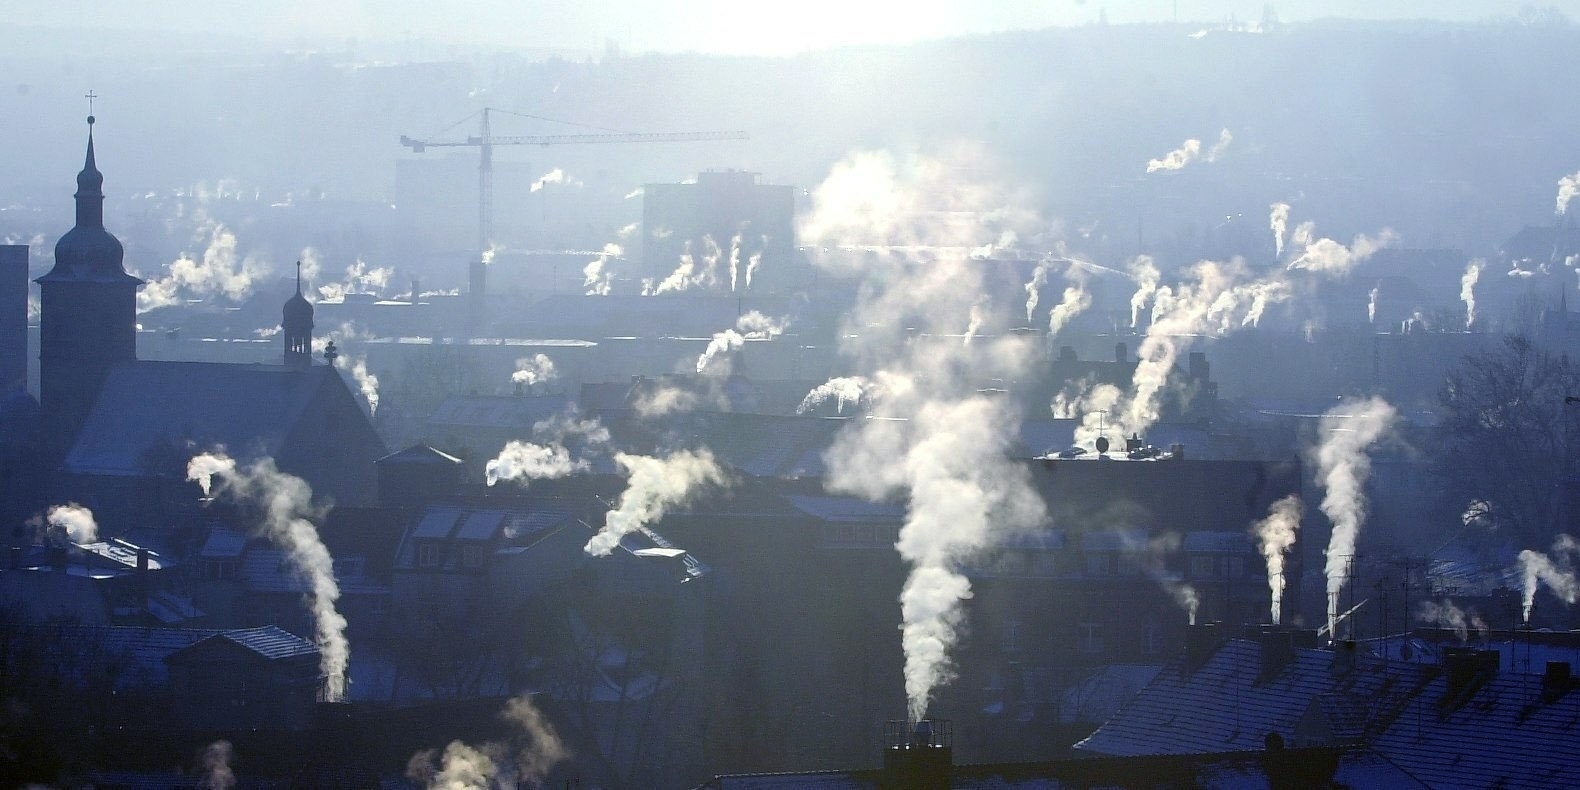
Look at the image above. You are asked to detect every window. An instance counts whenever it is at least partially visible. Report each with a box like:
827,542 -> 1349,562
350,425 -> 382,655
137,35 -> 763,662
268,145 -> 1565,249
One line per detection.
417,542 -> 440,568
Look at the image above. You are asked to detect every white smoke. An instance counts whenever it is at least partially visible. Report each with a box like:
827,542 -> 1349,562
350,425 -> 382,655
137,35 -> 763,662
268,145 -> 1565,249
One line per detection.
727,233 -> 743,292
584,449 -> 728,557
745,244 -> 765,289
1127,255 -> 1159,328
1269,202 -> 1290,258
46,503 -> 98,544
1144,128 -> 1231,173
800,147 -> 1048,722
1023,260 -> 1051,323
632,384 -> 716,417
1460,259 -> 1484,329
1518,534 -> 1580,623
1047,280 -> 1091,338
136,221 -> 270,313
530,168 -> 582,193
1418,599 -> 1471,642
317,258 -> 393,303
512,354 -> 558,388
1252,495 -> 1301,625
648,235 -> 724,295
1286,227 -> 1398,274
1125,532 -> 1200,625
583,242 -> 622,296
485,442 -> 583,487
1309,397 -> 1397,640
200,741 -> 235,790
962,297 -> 989,345
186,452 -> 350,700
1368,284 -> 1380,324
1559,169 -> 1580,215
314,323 -> 380,415
299,246 -> 322,284
407,695 -> 568,789
696,311 -> 789,373
797,376 -> 873,415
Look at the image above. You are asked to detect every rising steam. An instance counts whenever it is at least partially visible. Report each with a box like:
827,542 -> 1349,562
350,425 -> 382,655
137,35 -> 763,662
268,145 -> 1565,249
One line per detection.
1418,599 -> 1473,642
46,503 -> 98,544
1309,397 -> 1397,640
1460,259 -> 1484,329
1145,128 -> 1232,173
1368,284 -> 1380,324
1558,169 -> 1580,215
512,354 -> 559,388
1024,260 -> 1051,322
1269,203 -> 1290,258
200,741 -> 235,790
584,449 -> 728,557
797,376 -> 873,415
137,221 -> 270,313
1517,534 -> 1580,623
697,311 -> 789,373
407,695 -> 569,789
1252,495 -> 1301,625
1286,227 -> 1397,274
187,452 -> 349,700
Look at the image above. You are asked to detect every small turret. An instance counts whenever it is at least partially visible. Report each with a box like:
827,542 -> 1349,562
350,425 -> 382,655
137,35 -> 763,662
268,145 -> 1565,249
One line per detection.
283,261 -> 314,368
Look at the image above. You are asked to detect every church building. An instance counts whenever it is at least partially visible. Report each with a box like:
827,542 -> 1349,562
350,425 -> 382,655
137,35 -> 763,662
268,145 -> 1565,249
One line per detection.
38,116 -> 386,529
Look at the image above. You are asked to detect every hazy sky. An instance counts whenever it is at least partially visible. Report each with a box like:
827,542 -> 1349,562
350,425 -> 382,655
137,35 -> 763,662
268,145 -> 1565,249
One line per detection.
14,1 -> 1580,55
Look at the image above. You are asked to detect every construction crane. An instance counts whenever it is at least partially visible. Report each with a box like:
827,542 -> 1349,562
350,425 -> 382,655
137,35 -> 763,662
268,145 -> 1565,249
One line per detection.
400,107 -> 749,254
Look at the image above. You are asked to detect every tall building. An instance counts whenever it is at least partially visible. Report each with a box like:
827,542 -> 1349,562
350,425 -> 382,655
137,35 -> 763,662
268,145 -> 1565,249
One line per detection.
642,170 -> 800,291
0,244 -> 27,394
35,117 -> 141,454
283,262 -> 314,369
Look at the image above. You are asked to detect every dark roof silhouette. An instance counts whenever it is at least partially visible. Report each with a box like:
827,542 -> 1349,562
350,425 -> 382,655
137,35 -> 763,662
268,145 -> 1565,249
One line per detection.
38,121 -> 139,286
63,361 -> 345,477
169,625 -> 317,662
378,444 -> 463,466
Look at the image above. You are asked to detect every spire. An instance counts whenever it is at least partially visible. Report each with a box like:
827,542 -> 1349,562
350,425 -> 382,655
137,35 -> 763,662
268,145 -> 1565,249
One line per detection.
296,260 -> 302,295
75,113 -> 105,229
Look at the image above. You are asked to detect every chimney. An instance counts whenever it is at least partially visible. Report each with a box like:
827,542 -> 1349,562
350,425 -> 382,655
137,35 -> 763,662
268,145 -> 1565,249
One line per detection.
136,547 -> 149,573
882,719 -> 952,790
1543,661 -> 1575,703
1256,628 -> 1296,683
46,545 -> 68,572
1441,647 -> 1498,708
1125,433 -> 1144,454
1329,639 -> 1358,675
1184,622 -> 1222,671
1169,442 -> 1186,460
1115,342 -> 1129,364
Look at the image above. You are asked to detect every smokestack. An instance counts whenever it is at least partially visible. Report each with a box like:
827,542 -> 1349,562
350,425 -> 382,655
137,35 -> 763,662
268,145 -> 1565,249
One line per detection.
1543,661 -> 1575,703
1169,442 -> 1186,460
882,719 -> 952,790
1184,622 -> 1221,671
0,245 -> 26,393
1442,648 -> 1498,706
1330,639 -> 1358,675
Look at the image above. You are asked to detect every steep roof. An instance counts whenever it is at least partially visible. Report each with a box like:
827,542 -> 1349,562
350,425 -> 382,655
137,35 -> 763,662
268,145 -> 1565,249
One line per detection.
170,625 -> 318,662
62,361 -> 345,477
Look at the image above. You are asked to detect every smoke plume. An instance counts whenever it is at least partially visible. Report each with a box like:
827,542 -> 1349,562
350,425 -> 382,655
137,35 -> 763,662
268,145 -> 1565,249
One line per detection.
46,503 -> 98,544
407,695 -> 568,789
800,147 -> 1048,721
1518,534 -> 1580,623
137,221 -> 270,313
1124,532 -> 1200,624
1047,280 -> 1091,338
696,311 -> 789,373
797,376 -> 873,415
530,168 -> 581,192
1127,256 -> 1159,328
1024,260 -> 1051,322
317,257 -> 394,303
1368,284 -> 1380,324
1269,203 -> 1290,258
1144,129 -> 1231,173
1252,495 -> 1301,625
1460,259 -> 1483,329
512,354 -> 558,388
1309,397 -> 1397,640
186,452 -> 350,700
200,741 -> 235,790
583,242 -> 623,295
1418,599 -> 1471,642
486,442 -> 586,487
1286,227 -> 1397,274
1559,169 -> 1580,215
584,449 -> 727,557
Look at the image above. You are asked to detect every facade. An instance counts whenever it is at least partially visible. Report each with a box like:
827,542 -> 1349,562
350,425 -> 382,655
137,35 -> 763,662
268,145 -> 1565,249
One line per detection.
642,170 -> 800,291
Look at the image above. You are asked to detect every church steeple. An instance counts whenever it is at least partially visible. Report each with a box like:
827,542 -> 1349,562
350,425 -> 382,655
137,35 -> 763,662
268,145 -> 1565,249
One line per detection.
36,104 -> 142,458
283,261 -> 314,369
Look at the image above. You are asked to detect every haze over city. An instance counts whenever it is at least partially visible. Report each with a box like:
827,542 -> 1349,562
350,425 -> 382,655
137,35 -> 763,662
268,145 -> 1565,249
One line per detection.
5,3 -> 1580,788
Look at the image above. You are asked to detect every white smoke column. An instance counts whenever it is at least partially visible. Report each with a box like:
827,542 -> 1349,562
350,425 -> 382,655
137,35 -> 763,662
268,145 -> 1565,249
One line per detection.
745,244 -> 765,289
1309,397 -> 1398,640
632,384 -> 712,416
201,741 -> 235,790
1286,228 -> 1398,274
186,452 -> 350,700
649,242 -> 700,295
486,442 -> 586,487
583,242 -> 622,296
1047,279 -> 1092,338
1518,534 -> 1580,622
1368,284 -> 1380,324
503,695 -> 569,785
962,298 -> 988,345
337,355 -> 379,416
696,311 -> 789,373
299,246 -> 322,284
1559,169 -> 1580,215
800,147 -> 1048,721
1460,259 -> 1484,329
584,449 -> 728,557
46,503 -> 98,544
1128,256 -> 1159,328
797,376 -> 872,415
1418,600 -> 1470,642
727,233 -> 742,292
1206,128 -> 1232,161
1269,203 -> 1290,258
318,258 -> 394,303
1024,260 -> 1051,322
1252,495 -> 1301,625
512,354 -> 558,388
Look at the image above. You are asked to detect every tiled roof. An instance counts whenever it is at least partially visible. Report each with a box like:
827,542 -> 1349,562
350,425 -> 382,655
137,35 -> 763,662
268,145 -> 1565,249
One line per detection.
1078,636 -> 1580,788
199,625 -> 318,661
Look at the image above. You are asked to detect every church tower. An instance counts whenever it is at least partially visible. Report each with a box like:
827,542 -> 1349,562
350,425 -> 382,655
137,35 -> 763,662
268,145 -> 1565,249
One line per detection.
283,261 -> 314,368
36,114 -> 142,452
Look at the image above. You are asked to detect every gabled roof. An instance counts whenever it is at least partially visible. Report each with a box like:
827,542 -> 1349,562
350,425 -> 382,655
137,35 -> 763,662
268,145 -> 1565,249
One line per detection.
63,361 -> 343,477
378,444 -> 463,466
169,625 -> 317,662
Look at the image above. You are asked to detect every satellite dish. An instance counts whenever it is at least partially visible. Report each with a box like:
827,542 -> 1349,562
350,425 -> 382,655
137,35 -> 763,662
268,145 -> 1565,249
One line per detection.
1095,436 -> 1110,454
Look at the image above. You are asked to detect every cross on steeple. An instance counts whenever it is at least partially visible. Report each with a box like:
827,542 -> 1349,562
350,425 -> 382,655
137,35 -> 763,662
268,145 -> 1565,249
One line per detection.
84,90 -> 97,124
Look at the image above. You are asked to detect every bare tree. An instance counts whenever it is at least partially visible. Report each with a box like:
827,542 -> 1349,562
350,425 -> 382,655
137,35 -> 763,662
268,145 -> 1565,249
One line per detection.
1435,334 -> 1580,548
